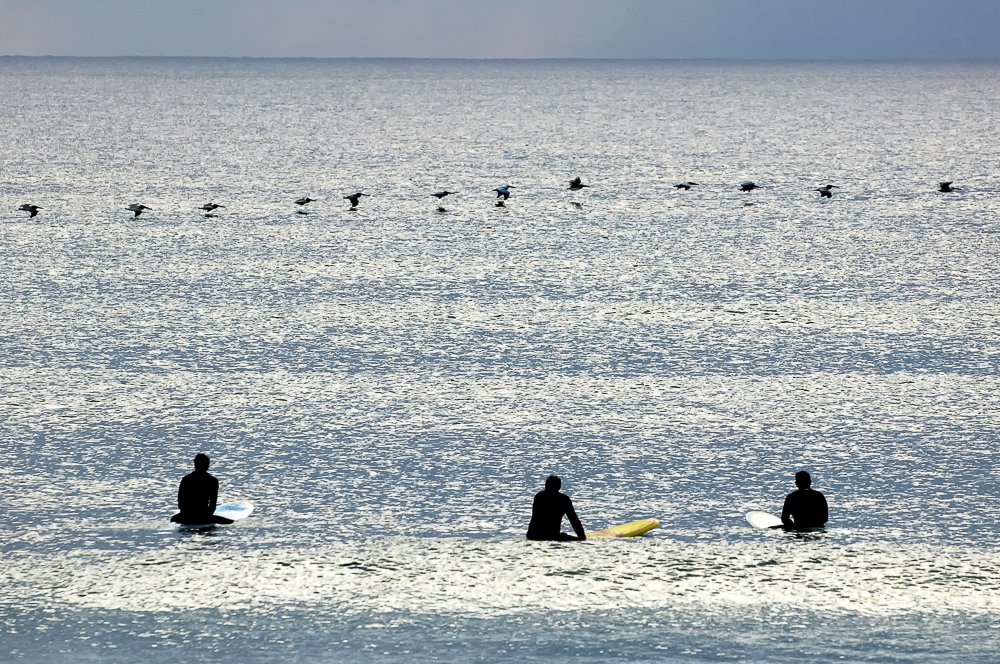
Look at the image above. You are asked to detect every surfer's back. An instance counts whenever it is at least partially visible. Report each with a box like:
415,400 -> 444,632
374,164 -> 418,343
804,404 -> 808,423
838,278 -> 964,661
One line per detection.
781,488 -> 828,528
177,469 -> 219,516
526,490 -> 575,540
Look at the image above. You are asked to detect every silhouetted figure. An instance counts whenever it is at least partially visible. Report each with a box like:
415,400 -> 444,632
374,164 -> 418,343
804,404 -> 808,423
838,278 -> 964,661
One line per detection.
19,204 -> 41,218
170,453 -> 233,525
938,181 -> 956,193
814,185 -> 838,198
526,475 -> 586,541
781,471 -> 828,529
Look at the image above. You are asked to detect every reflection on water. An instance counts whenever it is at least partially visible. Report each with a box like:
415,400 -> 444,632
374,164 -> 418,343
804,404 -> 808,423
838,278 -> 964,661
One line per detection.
6,536 -> 1000,615
4,534 -> 1000,662
1,57 -> 1000,662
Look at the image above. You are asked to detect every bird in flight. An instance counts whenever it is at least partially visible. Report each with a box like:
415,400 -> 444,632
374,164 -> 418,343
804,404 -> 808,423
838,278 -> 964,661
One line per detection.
18,204 -> 41,218
199,203 -> 225,214
739,182 -> 761,192
938,181 -> 956,192
814,185 -> 839,198
431,191 -> 457,199
344,192 -> 368,209
568,177 -> 590,190
494,185 -> 515,200
674,182 -> 699,190
128,204 -> 152,217
295,197 -> 316,206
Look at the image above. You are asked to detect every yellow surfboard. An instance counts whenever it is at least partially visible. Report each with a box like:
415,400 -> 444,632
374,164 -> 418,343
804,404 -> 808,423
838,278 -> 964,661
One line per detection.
587,518 -> 659,538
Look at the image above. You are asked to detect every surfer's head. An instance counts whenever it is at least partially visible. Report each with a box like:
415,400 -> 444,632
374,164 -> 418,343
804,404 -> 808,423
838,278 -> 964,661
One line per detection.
795,471 -> 812,489
545,475 -> 562,492
194,453 -> 211,472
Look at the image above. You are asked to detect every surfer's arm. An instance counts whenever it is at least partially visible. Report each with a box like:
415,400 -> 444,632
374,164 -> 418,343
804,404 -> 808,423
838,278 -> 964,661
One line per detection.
780,495 -> 794,527
176,476 -> 188,511
566,502 -> 586,541
207,476 -> 220,514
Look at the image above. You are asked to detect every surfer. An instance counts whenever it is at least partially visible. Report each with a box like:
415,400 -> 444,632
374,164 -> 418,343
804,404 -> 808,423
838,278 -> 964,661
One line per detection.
526,475 -> 586,541
170,453 -> 234,525
781,471 -> 828,529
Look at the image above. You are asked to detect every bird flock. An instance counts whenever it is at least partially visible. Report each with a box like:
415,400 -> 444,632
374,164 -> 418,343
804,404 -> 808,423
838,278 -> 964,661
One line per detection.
15,178 -> 963,220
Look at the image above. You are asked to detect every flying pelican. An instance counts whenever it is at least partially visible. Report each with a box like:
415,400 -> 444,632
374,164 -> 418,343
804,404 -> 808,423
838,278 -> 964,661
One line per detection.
568,177 -> 590,190
18,204 -> 41,218
127,204 -> 151,217
431,191 -> 457,199
344,192 -> 368,209
938,182 -> 956,192
814,185 -> 839,198
199,203 -> 225,214
295,197 -> 316,206
494,185 -> 515,200
674,182 -> 699,190
739,182 -> 761,192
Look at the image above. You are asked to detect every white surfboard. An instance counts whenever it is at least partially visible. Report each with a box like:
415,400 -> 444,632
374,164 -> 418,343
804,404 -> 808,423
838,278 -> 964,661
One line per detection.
171,501 -> 255,529
214,500 -> 254,521
746,511 -> 783,529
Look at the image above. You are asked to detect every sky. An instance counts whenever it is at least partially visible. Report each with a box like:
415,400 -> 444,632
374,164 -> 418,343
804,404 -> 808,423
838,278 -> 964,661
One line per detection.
1,0 -> 999,59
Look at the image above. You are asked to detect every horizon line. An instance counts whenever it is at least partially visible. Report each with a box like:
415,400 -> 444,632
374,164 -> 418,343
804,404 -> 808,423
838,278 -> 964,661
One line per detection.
2,55 -> 1000,63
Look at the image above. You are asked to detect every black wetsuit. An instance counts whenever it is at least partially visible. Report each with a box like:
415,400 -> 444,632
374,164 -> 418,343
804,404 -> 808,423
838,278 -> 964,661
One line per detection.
781,488 -> 828,529
170,469 -> 233,524
526,489 -> 586,541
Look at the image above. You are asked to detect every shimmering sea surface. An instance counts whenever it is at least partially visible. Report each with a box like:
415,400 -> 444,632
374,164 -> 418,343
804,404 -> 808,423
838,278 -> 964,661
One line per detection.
2,57 -> 1000,662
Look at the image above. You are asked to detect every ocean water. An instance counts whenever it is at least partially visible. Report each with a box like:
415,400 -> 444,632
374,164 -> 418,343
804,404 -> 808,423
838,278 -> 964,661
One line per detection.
1,57 -> 999,662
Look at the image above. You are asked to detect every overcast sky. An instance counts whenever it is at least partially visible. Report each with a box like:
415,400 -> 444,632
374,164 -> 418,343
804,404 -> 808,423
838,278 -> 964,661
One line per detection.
1,0 -> 999,59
